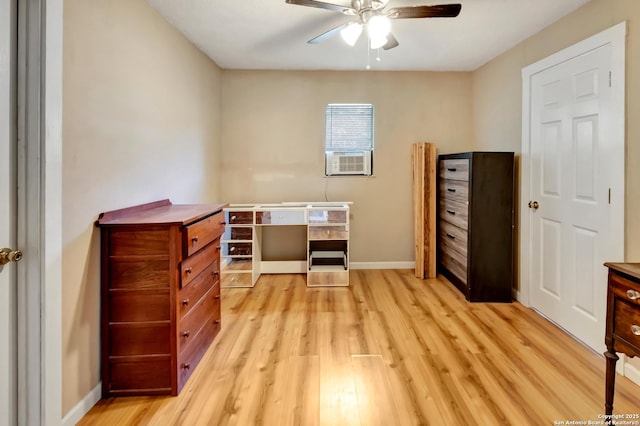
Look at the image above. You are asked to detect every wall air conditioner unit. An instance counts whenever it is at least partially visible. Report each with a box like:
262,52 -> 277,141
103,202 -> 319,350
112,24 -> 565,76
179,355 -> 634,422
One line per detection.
325,151 -> 372,176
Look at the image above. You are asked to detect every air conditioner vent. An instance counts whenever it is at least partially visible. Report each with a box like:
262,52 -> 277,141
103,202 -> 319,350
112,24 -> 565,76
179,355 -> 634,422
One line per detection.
325,151 -> 372,176
338,155 -> 364,173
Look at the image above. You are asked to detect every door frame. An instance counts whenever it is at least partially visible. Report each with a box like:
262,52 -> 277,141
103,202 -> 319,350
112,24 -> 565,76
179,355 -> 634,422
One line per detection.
520,21 -> 626,309
1,0 -> 18,424
16,0 -> 63,424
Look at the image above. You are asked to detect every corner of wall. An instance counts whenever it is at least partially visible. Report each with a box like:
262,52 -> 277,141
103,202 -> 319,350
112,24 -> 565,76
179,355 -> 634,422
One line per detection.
61,383 -> 101,426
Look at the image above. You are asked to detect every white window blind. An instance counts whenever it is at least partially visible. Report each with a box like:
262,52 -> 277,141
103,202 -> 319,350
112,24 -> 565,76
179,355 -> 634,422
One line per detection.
325,104 -> 374,152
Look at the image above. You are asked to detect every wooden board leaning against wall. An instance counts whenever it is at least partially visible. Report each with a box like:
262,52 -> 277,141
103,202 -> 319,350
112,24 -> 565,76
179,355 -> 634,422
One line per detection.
412,142 -> 437,279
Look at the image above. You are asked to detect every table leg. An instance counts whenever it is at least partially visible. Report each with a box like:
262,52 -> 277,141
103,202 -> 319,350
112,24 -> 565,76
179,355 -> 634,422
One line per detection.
604,349 -> 619,419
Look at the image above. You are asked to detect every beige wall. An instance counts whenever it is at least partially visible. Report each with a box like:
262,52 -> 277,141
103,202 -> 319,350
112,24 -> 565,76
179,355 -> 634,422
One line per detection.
220,70 -> 472,263
62,0 -> 222,415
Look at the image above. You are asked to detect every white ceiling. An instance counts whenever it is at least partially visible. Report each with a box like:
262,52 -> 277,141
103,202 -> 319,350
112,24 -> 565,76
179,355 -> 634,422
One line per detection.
147,0 -> 592,71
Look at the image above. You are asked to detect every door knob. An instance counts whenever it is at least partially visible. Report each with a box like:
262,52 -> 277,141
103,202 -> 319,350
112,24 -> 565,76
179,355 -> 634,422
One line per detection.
528,201 -> 539,210
0,248 -> 23,266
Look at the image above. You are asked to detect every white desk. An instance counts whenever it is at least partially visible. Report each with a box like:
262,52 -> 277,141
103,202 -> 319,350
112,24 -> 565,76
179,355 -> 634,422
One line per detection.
220,202 -> 351,287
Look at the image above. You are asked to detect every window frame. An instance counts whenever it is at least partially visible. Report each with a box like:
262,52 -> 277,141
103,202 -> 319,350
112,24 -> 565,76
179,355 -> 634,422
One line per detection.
324,103 -> 374,177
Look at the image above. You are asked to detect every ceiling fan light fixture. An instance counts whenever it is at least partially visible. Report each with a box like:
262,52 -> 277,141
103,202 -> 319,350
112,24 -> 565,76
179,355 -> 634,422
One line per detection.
340,22 -> 363,46
367,15 -> 391,39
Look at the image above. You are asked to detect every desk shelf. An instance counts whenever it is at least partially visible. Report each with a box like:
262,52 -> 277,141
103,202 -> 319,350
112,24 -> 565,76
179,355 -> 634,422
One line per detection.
307,207 -> 350,287
220,214 -> 260,288
221,203 -> 350,287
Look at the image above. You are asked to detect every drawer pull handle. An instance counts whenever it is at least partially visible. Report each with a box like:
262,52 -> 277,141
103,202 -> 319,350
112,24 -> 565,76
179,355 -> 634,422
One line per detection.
192,236 -> 199,243
182,331 -> 190,338
446,233 -> 455,239
632,325 -> 640,336
231,215 -> 237,221
230,247 -> 236,252
185,267 -> 193,274
447,168 -> 457,172
446,210 -> 456,215
183,363 -> 191,370
182,299 -> 189,306
447,188 -> 456,192
626,289 -> 640,300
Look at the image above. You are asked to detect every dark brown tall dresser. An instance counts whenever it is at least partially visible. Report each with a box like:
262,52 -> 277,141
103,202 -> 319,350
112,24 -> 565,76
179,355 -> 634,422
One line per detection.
438,152 -> 515,302
96,199 -> 226,396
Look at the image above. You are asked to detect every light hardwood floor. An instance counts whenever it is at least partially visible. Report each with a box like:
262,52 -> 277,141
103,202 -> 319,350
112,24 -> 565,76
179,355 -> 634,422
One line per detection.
79,270 -> 640,425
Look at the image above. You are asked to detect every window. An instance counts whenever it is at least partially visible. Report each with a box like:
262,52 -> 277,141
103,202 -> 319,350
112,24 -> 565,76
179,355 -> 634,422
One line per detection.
325,104 -> 374,176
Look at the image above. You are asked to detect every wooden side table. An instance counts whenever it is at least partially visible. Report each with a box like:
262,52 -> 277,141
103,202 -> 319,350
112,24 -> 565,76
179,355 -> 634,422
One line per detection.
604,262 -> 640,416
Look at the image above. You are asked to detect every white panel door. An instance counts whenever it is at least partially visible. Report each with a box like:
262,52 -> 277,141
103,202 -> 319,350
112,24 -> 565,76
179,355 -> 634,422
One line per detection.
0,0 -> 17,424
529,45 -> 612,352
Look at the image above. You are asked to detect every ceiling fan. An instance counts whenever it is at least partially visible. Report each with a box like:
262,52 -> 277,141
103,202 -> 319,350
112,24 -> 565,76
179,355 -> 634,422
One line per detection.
285,0 -> 462,50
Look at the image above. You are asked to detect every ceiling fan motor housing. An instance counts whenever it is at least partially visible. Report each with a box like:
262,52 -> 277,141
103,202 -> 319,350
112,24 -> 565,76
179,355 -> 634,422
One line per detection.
351,0 -> 388,12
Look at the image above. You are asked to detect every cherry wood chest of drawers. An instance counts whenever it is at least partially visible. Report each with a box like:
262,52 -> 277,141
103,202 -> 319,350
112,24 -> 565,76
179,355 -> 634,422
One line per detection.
437,152 -> 515,302
604,262 -> 640,416
96,199 -> 226,396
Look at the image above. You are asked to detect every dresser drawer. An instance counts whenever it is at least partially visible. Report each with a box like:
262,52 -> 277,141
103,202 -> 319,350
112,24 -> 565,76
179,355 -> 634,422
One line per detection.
181,241 -> 219,289
184,211 -> 225,257
439,179 -> 469,203
229,226 -> 253,241
440,249 -> 467,285
609,273 -> 640,307
439,198 -> 469,230
177,308 -> 221,391
178,261 -> 219,319
439,221 -> 467,258
613,299 -> 640,351
178,284 -> 221,353
224,242 -> 252,256
308,209 -> 348,224
256,209 -> 306,225
308,225 -> 348,240
439,159 -> 470,181
227,210 -> 253,224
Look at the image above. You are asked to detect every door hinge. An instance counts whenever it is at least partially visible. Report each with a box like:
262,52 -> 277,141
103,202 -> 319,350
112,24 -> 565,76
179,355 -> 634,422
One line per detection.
609,71 -> 612,87
609,188 -> 611,204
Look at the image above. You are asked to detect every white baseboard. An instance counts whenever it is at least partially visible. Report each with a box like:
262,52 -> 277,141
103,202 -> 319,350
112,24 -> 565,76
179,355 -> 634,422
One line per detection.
61,382 -> 101,426
350,261 -> 415,270
624,357 -> 640,386
513,288 -> 530,307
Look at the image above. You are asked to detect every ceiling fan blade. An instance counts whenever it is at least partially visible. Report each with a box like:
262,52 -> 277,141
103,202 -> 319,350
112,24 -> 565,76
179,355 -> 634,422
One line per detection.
308,23 -> 349,44
382,33 -> 399,50
387,4 -> 462,19
286,0 -> 357,15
